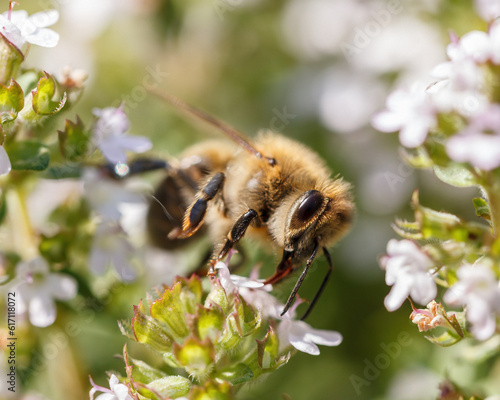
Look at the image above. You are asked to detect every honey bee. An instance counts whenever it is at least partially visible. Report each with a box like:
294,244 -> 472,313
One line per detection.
144,93 -> 354,319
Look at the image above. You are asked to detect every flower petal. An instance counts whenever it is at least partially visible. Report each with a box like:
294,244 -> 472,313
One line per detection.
371,109 -> 407,132
47,273 -> 78,301
29,10 -> 59,28
384,279 -> 411,311
25,28 -> 59,47
88,246 -> 110,275
118,134 -> 153,153
409,273 -> 437,305
306,327 -> 343,346
288,333 -> 320,355
98,139 -> 128,164
95,394 -> 117,400
29,294 -> 56,327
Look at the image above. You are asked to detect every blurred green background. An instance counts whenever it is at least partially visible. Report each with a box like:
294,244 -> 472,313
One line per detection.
9,0 -> 499,399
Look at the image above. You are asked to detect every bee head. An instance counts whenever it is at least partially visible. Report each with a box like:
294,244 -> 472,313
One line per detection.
270,184 -> 354,259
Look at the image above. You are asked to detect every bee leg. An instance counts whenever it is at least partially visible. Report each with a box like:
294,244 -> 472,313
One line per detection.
170,172 -> 225,239
280,241 -> 320,317
299,247 -> 333,321
101,158 -> 169,179
209,209 -> 258,275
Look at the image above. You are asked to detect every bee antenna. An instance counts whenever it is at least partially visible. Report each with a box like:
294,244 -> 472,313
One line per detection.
148,88 -> 276,166
150,195 -> 176,223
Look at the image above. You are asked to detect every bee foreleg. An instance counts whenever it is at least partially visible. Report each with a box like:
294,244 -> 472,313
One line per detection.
280,241 -> 319,317
209,209 -> 258,274
299,246 -> 333,321
170,172 -> 225,239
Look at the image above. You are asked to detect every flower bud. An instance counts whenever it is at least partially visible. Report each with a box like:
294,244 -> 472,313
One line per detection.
0,35 -> 23,85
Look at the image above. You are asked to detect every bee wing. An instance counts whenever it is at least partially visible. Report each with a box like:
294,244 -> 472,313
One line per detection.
149,89 -> 275,165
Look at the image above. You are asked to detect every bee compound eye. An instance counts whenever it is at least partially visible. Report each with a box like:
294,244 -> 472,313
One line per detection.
296,190 -> 324,222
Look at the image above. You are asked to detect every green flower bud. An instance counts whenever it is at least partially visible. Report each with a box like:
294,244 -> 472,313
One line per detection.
0,35 -> 23,85
132,302 -> 173,353
173,336 -> 215,380
151,281 -> 191,340
189,380 -> 233,400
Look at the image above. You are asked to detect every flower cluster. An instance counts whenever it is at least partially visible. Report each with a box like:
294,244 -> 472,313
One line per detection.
373,14 -> 500,346
102,261 -> 342,399
373,19 -> 500,171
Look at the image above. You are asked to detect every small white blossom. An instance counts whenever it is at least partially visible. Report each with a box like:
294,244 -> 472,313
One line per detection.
214,261 -> 264,294
89,374 -> 133,400
371,84 -> 436,148
277,300 -> 342,355
444,263 -> 500,340
380,239 -> 437,312
88,221 -> 137,282
0,145 -> 11,176
92,106 -> 152,164
446,104 -> 500,171
238,280 -> 279,319
475,0 -> 500,22
0,9 -> 59,51
83,168 -> 143,221
15,257 -> 77,327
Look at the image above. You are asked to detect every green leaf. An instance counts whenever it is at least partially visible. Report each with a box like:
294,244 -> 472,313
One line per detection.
424,330 -> 463,347
0,79 -> 24,123
41,163 -> 81,179
7,141 -> 50,171
433,163 -> 478,188
399,147 -> 433,169
473,197 -> 491,221
146,376 -> 191,399
215,363 -> 254,385
58,117 -> 91,161
32,72 -> 67,115
257,327 -> 280,370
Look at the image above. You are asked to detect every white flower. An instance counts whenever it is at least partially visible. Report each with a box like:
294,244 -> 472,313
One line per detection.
380,239 -> 437,312
442,20 -> 500,66
277,300 -> 342,355
0,9 -> 59,51
0,145 -> 11,176
444,262 -> 500,340
89,374 -> 133,400
219,262 -> 280,318
88,221 -> 137,282
15,257 -> 77,327
475,0 -> 500,22
92,106 -> 152,164
83,168 -> 143,221
214,260 -> 264,294
371,84 -> 436,148
446,104 -> 500,171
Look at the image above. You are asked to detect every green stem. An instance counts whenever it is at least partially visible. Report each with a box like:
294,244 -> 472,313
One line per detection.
483,176 -> 500,238
6,186 -> 37,258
